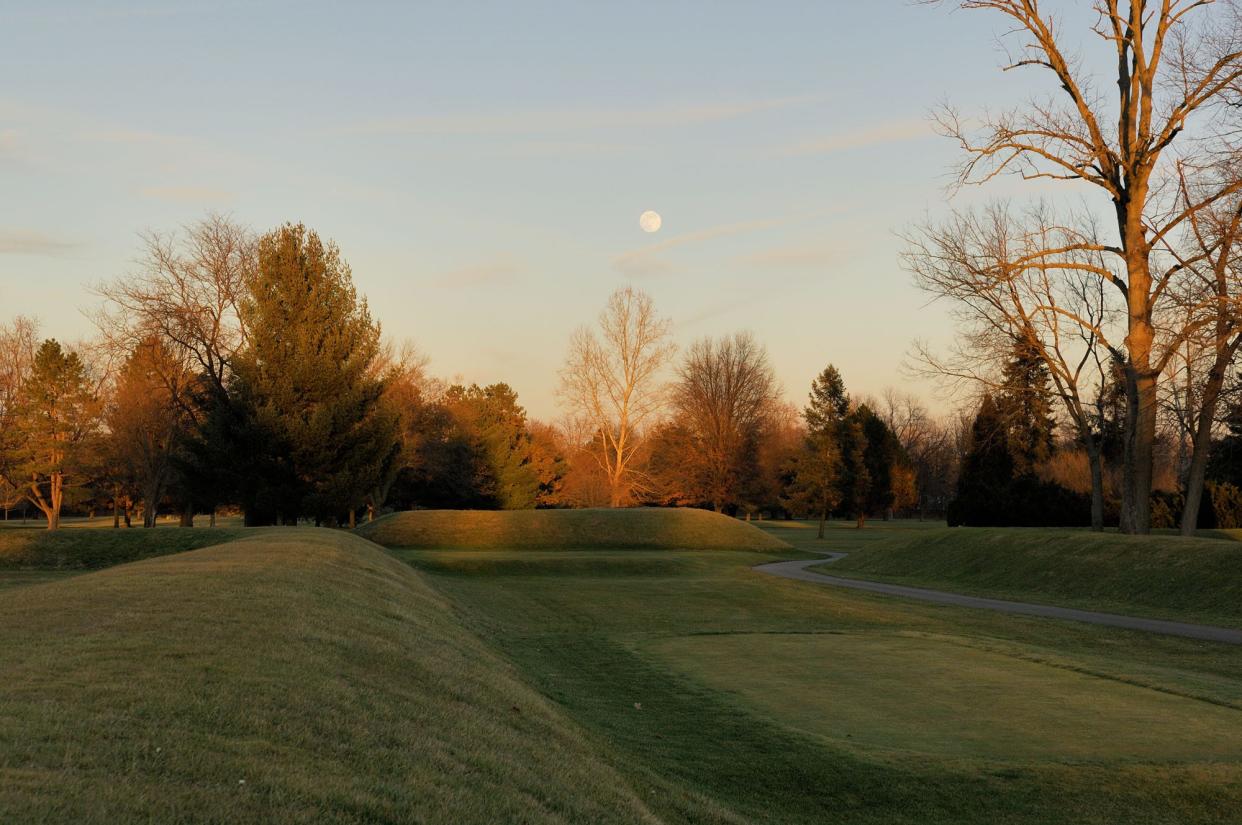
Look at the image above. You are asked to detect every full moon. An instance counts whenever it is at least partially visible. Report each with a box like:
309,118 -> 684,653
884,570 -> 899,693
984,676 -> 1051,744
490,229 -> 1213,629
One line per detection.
639,210 -> 662,233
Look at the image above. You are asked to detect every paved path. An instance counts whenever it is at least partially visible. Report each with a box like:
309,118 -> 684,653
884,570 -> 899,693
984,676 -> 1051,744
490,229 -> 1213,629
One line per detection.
754,551 -> 1242,645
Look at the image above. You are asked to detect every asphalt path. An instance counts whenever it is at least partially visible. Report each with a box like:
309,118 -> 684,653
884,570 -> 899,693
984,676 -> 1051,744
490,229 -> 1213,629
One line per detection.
754,551 -> 1242,645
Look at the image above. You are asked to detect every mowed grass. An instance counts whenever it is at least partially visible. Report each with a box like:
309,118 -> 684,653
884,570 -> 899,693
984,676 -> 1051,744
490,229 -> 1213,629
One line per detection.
0,525 -> 245,569
792,522 -> 1242,628
0,529 -> 664,823
382,518 -> 1242,824
648,631 -> 1242,762
356,507 -> 791,551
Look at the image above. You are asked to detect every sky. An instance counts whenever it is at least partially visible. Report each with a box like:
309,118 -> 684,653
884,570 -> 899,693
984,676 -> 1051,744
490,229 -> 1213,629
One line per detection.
0,1 -> 1081,421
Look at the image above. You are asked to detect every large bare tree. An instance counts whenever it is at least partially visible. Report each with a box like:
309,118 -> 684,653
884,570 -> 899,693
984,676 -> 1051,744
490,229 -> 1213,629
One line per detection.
928,0 -> 1242,532
558,286 -> 675,507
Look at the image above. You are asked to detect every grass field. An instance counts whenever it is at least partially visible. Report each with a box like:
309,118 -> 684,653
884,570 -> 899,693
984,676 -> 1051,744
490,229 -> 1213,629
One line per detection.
795,520 -> 1242,628
0,529 -> 664,823
4,512 -> 1242,823
356,507 -> 791,551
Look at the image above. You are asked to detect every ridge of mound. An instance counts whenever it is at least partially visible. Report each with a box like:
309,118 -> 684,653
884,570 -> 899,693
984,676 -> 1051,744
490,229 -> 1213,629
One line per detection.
356,507 -> 792,551
0,526 -> 246,569
0,529 -> 659,823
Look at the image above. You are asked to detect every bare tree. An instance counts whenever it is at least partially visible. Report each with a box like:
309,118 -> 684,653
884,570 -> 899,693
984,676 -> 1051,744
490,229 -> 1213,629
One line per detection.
927,0 -> 1242,532
880,389 -> 958,519
558,286 -> 675,507
94,213 -> 255,400
1160,164 -> 1242,532
671,332 -> 779,512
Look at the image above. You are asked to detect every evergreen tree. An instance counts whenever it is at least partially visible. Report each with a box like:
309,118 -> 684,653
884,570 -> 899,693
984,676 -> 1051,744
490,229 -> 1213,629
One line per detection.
443,383 -> 542,510
856,403 -> 902,522
996,338 -> 1056,476
948,394 -> 1014,526
232,224 -> 399,525
793,365 -> 849,537
3,340 -> 101,529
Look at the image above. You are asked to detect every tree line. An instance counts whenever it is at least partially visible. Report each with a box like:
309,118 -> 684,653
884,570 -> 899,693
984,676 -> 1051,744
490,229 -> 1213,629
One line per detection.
0,226 -> 958,529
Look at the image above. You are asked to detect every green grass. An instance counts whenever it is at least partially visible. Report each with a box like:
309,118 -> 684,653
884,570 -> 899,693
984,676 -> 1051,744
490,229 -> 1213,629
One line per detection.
794,523 -> 1242,628
0,525 -> 245,570
392,537 -> 1242,824
356,507 -> 791,551
0,529 -> 663,823
8,512 -> 1242,823
649,631 -> 1242,762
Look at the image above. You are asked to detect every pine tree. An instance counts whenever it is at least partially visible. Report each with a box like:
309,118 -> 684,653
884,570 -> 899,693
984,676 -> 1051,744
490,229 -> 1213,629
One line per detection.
794,365 -> 849,537
949,394 -> 1014,525
232,224 -> 399,525
996,338 -> 1057,476
5,340 -> 100,529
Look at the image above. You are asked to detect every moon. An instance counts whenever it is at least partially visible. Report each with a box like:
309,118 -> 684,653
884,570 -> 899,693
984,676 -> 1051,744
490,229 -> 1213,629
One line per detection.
639,210 -> 662,233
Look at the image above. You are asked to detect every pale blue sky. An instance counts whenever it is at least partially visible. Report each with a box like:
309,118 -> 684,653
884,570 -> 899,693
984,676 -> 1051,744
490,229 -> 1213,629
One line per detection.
0,1 -> 1073,419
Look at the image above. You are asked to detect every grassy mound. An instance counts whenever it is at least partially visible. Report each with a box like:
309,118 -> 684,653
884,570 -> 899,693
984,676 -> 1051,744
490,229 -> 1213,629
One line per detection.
0,526 -> 245,569
818,526 -> 1242,627
357,507 -> 792,551
0,529 -> 658,823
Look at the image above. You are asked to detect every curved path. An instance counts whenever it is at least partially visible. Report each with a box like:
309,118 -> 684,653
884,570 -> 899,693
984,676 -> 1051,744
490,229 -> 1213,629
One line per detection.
754,551 -> 1242,645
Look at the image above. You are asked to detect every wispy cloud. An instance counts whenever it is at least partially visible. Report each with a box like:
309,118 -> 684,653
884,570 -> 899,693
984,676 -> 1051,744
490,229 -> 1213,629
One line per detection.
613,216 -> 793,278
784,119 -> 932,156
343,96 -> 816,137
0,229 -> 82,256
139,185 -> 235,204
434,258 -> 522,288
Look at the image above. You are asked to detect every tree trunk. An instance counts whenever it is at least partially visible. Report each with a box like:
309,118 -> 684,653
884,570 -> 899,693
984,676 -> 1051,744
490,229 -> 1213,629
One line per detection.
179,506 -> 194,527
856,513 -> 865,529
1120,367 -> 1157,534
1087,440 -> 1105,533
1181,343 -> 1236,535
817,510 -> 826,539
112,498 -> 120,529
209,508 -> 216,528
348,509 -> 356,529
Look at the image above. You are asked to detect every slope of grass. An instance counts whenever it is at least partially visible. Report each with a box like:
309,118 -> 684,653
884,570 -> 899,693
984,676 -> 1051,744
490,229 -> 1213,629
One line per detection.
0,529 -> 660,823
0,526 -> 245,569
795,524 -> 1242,628
358,507 -> 791,551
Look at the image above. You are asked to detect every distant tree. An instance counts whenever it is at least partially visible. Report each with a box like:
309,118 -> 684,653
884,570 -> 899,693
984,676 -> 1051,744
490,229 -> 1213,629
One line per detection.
232,223 -> 399,526
669,333 -> 779,513
854,404 -> 905,526
793,366 -> 851,537
104,337 -> 191,527
836,414 -> 870,528
443,383 -> 544,510
1,340 -> 102,529
94,213 -> 254,398
995,338 -> 1056,477
950,394 -> 1014,526
0,317 -> 38,513
559,287 -> 675,506
527,420 -> 569,507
